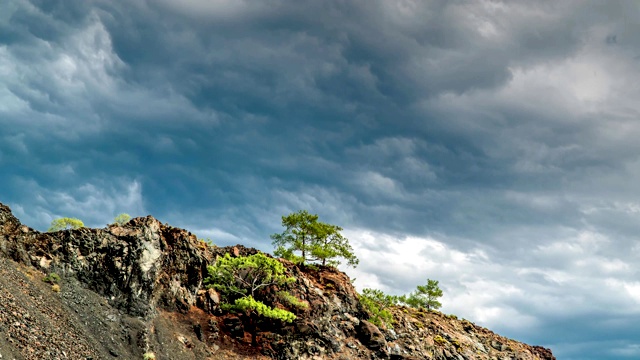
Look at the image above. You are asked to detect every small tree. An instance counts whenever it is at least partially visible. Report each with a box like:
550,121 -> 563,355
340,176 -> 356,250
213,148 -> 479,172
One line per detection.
205,253 -> 298,345
204,253 -> 296,345
271,210 -> 358,268
113,213 -> 131,225
47,218 -> 84,232
400,279 -> 443,310
205,253 -> 295,302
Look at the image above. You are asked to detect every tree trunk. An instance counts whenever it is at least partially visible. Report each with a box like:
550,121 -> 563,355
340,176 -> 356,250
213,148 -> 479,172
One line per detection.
245,312 -> 258,347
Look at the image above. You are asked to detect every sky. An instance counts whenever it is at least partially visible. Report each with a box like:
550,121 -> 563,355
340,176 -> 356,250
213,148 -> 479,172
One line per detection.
1,1 -> 640,358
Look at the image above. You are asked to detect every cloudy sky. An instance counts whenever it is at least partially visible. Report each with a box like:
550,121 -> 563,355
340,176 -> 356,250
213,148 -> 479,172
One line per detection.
3,0 -> 640,358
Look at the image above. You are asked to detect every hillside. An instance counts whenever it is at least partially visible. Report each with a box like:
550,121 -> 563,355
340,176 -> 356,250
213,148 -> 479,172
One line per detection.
0,202 -> 555,360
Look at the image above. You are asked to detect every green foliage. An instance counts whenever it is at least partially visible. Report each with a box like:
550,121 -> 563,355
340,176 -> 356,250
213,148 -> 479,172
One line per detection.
271,210 -> 359,268
142,353 -> 156,360
113,213 -> 131,225
359,288 -> 398,327
205,253 -> 294,298
204,253 -> 298,322
42,273 -> 60,284
310,222 -> 359,268
231,296 -> 296,322
360,279 -> 445,328
400,279 -> 443,310
47,217 -> 84,232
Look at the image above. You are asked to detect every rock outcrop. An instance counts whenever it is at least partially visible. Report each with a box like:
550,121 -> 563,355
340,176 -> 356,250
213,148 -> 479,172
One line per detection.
0,202 -> 555,360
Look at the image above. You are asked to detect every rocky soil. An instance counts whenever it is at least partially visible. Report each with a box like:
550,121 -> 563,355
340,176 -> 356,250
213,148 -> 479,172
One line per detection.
0,202 -> 555,360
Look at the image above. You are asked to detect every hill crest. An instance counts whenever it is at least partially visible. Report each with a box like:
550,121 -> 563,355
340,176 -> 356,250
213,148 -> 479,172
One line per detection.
0,202 -> 555,360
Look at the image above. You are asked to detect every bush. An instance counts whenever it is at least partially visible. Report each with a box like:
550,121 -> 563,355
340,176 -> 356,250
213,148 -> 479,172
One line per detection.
51,284 -> 61,292
113,213 -> 131,225
142,353 -> 156,360
42,273 -> 60,284
434,335 -> 448,345
359,288 -> 398,327
48,218 -> 84,232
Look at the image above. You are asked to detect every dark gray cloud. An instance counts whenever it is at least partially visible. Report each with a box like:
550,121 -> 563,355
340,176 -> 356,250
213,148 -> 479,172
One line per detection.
3,1 -> 640,358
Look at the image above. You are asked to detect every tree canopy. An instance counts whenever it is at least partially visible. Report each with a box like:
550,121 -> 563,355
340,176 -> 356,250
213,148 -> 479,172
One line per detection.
47,217 -> 84,232
271,210 -> 358,268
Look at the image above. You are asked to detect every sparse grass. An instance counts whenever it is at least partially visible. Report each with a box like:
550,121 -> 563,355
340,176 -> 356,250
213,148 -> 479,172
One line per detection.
433,335 -> 448,346
277,291 -> 308,309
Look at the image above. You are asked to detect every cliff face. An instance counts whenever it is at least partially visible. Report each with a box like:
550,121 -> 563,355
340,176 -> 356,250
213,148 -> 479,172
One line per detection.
0,202 -> 555,360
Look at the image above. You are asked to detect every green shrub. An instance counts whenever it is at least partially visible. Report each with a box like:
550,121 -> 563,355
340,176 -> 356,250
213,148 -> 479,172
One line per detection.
48,218 -> 84,232
113,213 -> 131,225
230,296 -> 296,322
359,288 -> 398,327
42,273 -> 60,284
142,353 -> 156,360
433,335 -> 448,345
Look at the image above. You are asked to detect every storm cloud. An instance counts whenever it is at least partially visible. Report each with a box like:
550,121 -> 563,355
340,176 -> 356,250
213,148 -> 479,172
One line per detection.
2,1 -> 640,358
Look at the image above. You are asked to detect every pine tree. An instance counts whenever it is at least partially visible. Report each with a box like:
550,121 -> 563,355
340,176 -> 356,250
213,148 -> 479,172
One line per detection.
400,279 -> 443,310
271,210 -> 358,268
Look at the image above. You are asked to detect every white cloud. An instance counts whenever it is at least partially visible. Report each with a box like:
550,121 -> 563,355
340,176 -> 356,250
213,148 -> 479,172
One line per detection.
342,225 -> 640,347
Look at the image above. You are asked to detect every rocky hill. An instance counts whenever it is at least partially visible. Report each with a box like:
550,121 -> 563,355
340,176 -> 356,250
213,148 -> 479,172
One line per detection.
0,202 -> 555,360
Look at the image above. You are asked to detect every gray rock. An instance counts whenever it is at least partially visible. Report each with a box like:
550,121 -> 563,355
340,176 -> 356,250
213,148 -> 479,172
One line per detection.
357,320 -> 387,351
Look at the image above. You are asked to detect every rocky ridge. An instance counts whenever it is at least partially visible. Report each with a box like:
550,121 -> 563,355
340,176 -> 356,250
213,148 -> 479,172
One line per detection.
0,202 -> 555,360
